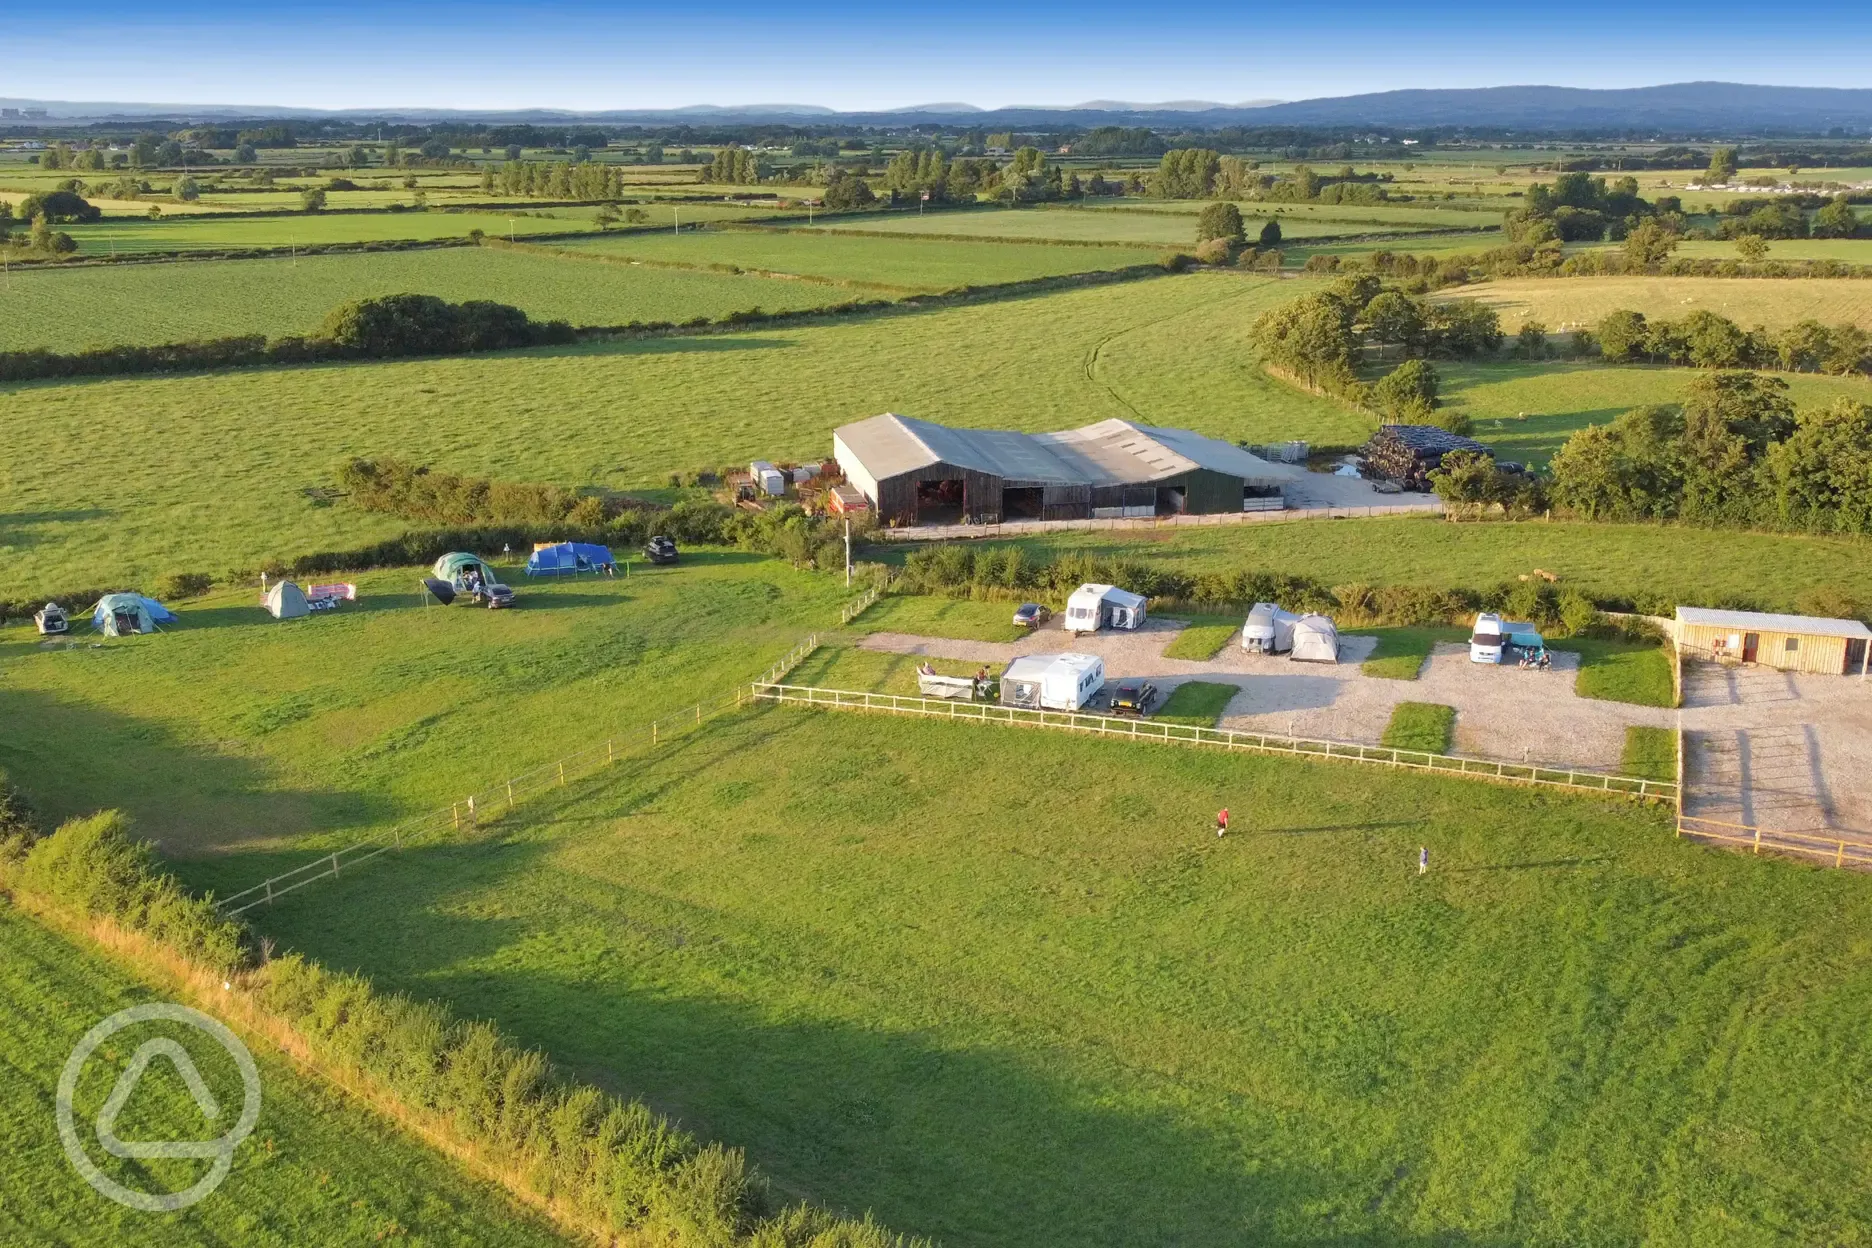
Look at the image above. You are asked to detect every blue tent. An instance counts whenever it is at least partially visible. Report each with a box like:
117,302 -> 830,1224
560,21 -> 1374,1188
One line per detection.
137,596 -> 178,624
92,593 -> 174,636
525,542 -> 615,577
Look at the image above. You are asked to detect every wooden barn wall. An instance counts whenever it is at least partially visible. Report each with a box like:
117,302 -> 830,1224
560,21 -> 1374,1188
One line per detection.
1181,469 -> 1249,515
1679,624 -> 1855,675
875,463 -> 1004,525
1041,483 -> 1092,521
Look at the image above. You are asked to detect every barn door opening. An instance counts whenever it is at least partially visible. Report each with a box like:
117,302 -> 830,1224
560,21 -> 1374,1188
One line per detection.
915,479 -> 965,525
1001,486 -> 1044,520
1846,637 -> 1867,675
1742,632 -> 1760,663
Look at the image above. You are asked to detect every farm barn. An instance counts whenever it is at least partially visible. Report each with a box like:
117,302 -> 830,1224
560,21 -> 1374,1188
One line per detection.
1675,607 -> 1872,675
832,413 -> 1297,527
1362,424 -> 1493,490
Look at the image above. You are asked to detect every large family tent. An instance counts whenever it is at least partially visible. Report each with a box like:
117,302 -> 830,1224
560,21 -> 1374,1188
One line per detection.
1290,615 -> 1340,663
263,581 -> 311,620
525,542 -> 616,577
92,593 -> 174,637
1242,602 -> 1301,653
434,552 -> 498,588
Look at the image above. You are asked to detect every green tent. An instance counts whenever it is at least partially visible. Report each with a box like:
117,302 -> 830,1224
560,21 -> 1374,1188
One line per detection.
433,552 -> 498,589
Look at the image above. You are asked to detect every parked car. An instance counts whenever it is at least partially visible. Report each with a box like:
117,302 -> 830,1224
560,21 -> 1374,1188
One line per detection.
644,535 -> 679,565
1108,681 -> 1158,717
1012,602 -> 1051,629
479,581 -> 515,609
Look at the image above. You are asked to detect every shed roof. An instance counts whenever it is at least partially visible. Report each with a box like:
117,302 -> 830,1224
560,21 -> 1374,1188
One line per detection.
834,414 -> 1299,488
1675,606 -> 1872,639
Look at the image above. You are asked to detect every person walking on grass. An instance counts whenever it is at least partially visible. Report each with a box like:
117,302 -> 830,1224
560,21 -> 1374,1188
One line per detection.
1419,845 -> 1429,875
1216,807 -> 1229,838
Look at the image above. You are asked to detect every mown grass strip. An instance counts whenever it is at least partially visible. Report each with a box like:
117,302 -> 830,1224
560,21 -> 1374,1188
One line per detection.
1620,725 -> 1678,781
1382,701 -> 1456,753
1162,615 -> 1242,660
1154,680 -> 1240,727
1554,638 -> 1676,707
1353,626 -> 1467,679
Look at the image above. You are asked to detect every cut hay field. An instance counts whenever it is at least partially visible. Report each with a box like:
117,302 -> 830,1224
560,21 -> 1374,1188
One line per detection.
241,705 -> 1872,1247
804,208 -> 1413,245
0,247 -> 860,352
544,229 -> 1165,290
0,902 -> 568,1246
1451,275 -> 1872,331
0,557 -> 846,868
0,273 -> 1356,593
992,512 -> 1872,611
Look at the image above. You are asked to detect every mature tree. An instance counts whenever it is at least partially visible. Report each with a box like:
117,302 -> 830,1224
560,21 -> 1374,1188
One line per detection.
1258,218 -> 1282,246
1517,320 -> 1549,358
418,138 -> 451,160
1249,290 -> 1358,390
1371,358 -> 1440,419
1762,399 -> 1872,533
821,169 -> 875,211
16,190 -> 100,224
1360,290 -> 1425,357
1813,196 -> 1861,239
1424,299 -> 1502,358
1681,310 -> 1753,369
130,133 -> 164,167
156,139 -> 184,165
235,142 -> 260,164
73,147 -> 106,172
300,187 -> 327,212
171,176 -> 201,203
505,144 -> 523,162
1775,320 -> 1832,373
1704,146 -> 1738,184
1623,218 -> 1679,269
1194,201 -> 1244,246
1154,148 -> 1219,198
1823,323 -> 1871,377
1734,233 -> 1769,262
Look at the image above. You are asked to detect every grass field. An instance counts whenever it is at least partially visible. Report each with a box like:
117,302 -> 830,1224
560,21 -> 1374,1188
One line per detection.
1350,626 -> 1466,679
0,557 -> 848,872
1080,201 -> 1498,230
1453,275 -> 1872,331
786,644 -> 990,696
0,902 -> 566,1246
804,208 -> 1419,245
57,210 -> 607,254
228,705 -> 1872,1246
1160,615 -> 1242,660
852,595 -> 1030,642
545,229 -> 1166,290
996,513 -> 1872,612
0,273 -> 1360,595
1551,638 -> 1676,707
1153,679 -> 1237,725
0,248 -> 865,352
1380,701 -> 1455,752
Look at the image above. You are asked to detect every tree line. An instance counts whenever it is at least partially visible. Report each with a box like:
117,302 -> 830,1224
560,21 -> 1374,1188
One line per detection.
1546,371 -> 1872,535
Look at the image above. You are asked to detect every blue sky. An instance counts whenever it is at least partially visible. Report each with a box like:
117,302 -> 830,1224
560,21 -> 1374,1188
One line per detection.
9,1 -> 1872,111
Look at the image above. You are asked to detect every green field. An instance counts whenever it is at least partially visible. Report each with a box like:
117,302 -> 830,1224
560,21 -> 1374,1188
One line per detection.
995,513 -> 1872,612
0,902 -> 566,1246
852,595 -> 1030,642
546,229 -> 1165,290
56,210 -> 608,254
1552,637 -> 1676,707
805,208 -> 1422,245
1351,626 -> 1466,679
0,247 -> 868,352
0,558 -> 848,869
1160,615 -> 1242,660
1619,726 -> 1678,781
222,705 -> 1872,1246
0,273 -> 1354,595
1079,201 -> 1498,230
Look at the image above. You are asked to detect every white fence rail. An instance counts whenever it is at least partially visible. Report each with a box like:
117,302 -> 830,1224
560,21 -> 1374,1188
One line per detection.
750,683 -> 1678,803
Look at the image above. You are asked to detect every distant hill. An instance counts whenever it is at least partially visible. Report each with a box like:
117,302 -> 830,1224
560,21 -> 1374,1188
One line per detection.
4,83 -> 1871,133
1249,83 -> 1872,132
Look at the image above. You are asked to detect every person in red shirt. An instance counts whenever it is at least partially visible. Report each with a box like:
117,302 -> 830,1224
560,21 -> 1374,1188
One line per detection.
1216,807 -> 1229,838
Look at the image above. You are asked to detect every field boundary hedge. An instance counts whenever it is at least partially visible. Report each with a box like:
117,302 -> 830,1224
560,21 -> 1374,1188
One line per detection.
0,807 -> 922,1247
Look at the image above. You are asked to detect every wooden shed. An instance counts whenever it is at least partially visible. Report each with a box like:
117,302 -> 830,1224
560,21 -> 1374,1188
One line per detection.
1675,607 -> 1871,676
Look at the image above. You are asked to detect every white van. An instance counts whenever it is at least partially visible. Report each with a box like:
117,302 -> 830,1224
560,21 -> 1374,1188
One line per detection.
1470,613 -> 1535,664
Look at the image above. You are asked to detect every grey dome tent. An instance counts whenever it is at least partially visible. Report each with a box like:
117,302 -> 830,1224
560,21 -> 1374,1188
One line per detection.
91,593 -> 170,637
263,581 -> 311,620
1290,614 -> 1340,663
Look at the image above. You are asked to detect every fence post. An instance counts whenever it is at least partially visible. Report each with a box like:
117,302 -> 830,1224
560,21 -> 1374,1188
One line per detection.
265,879 -> 274,906
331,851 -> 341,878
393,824 -> 402,849
607,739 -> 614,764
452,803 -> 459,830
467,795 -> 476,829
1838,840 -> 1846,868
507,780 -> 515,809
1753,826 -> 1762,854
559,761 -> 567,787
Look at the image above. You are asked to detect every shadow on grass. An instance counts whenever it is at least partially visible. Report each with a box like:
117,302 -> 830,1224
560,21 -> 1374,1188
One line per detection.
0,688 -> 397,876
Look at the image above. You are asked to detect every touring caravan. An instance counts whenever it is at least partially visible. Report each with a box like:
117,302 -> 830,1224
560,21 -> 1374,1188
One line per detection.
1064,584 -> 1147,635
999,653 -> 1106,711
1242,602 -> 1301,653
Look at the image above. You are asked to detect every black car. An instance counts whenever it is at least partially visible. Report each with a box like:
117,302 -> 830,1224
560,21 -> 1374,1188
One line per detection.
1109,681 -> 1158,717
644,535 -> 679,565
1012,602 -> 1051,629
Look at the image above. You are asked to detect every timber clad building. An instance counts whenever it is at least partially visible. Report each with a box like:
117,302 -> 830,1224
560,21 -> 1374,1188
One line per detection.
1675,607 -> 1872,676
832,414 -> 1299,527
